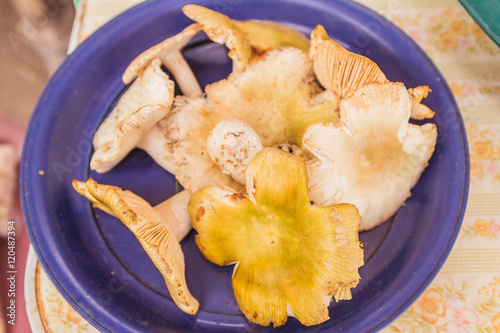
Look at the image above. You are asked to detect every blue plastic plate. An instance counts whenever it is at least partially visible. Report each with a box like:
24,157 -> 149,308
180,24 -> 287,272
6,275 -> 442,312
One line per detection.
21,0 -> 469,332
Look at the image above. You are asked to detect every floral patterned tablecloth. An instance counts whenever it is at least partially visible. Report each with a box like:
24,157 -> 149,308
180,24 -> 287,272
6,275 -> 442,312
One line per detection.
27,0 -> 500,332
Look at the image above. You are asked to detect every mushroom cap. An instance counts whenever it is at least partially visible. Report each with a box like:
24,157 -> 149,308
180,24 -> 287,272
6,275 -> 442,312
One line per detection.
182,4 -> 251,72
158,47 -> 337,193
122,24 -> 202,85
303,82 -> 437,230
206,119 -> 264,184
72,179 -> 115,216
74,178 -> 199,315
182,5 -> 311,72
309,25 -> 387,99
188,148 -> 363,327
91,59 -> 175,173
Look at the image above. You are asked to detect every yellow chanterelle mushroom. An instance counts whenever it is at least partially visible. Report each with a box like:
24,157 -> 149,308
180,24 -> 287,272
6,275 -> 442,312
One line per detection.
188,148 -> 364,327
72,179 -> 199,315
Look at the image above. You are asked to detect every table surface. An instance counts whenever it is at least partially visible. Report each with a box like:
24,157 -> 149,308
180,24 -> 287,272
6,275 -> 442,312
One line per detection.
29,0 -> 500,332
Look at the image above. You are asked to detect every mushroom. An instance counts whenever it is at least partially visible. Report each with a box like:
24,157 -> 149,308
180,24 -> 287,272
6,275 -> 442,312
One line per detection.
90,58 -> 197,242
90,47 -> 336,241
303,82 -> 437,231
182,4 -> 250,73
188,148 -> 363,327
309,25 -> 435,121
408,85 -> 435,120
90,58 -> 175,173
72,179 -> 199,315
122,23 -> 203,97
157,47 -> 337,193
182,5 -> 310,72
206,119 -> 263,184
73,180 -> 192,241
309,25 -> 388,99
234,19 -> 310,56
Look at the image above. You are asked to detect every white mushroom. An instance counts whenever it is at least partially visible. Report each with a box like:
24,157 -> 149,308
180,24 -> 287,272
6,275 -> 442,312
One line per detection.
303,82 -> 437,230
89,58 -> 196,242
206,119 -> 263,184
122,24 -> 203,97
90,58 -> 175,173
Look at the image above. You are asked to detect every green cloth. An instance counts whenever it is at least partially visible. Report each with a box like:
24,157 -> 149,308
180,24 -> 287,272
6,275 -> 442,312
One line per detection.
459,0 -> 500,47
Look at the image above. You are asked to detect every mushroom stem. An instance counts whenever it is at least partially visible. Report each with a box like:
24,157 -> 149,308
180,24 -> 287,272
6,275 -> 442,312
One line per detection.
162,50 -> 203,97
73,178 -> 193,242
153,190 -> 192,242
136,123 -> 174,173
136,126 -> 194,241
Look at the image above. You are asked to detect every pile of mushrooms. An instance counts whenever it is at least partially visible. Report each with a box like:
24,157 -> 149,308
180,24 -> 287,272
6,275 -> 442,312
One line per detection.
74,4 -> 437,328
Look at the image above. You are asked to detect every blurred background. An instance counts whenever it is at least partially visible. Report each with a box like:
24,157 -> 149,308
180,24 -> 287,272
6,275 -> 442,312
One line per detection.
0,0 -> 74,129
0,1 -> 74,332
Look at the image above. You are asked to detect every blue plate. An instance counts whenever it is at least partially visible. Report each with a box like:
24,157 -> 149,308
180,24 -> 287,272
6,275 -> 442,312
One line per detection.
21,0 -> 469,331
